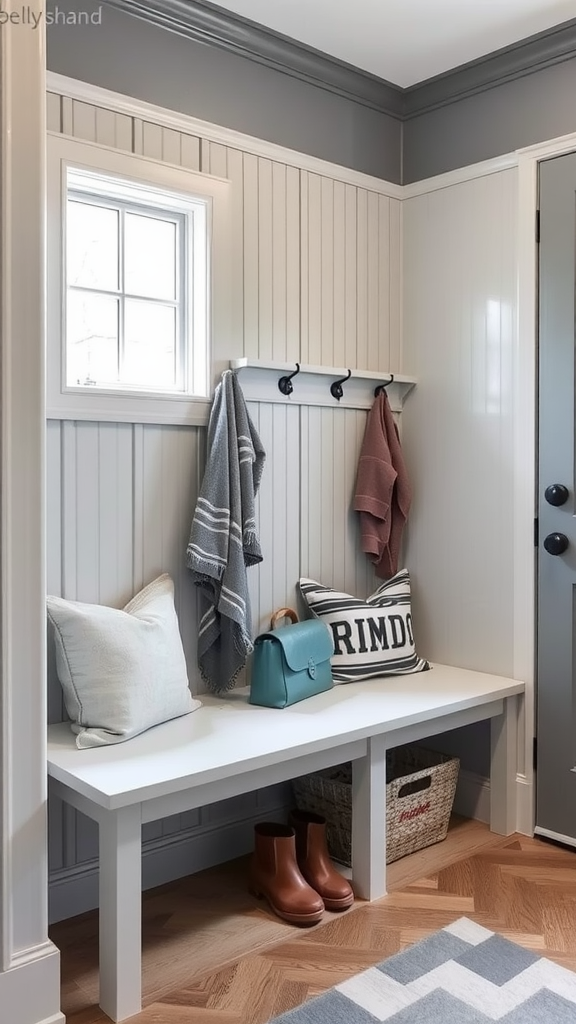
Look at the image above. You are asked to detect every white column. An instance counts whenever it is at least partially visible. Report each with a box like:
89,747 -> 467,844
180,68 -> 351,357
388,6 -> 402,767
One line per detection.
0,3 -> 64,1023
490,695 -> 519,836
99,806 -> 143,1022
351,734 -> 387,900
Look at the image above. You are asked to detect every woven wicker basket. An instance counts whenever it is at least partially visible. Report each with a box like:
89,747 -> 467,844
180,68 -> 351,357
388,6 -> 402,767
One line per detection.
292,745 -> 459,866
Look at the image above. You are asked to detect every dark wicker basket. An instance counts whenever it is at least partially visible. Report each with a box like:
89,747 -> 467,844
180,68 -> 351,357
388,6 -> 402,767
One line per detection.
292,745 -> 459,866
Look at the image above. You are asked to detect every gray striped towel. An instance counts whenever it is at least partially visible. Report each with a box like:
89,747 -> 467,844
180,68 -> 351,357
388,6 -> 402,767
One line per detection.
186,370 -> 266,693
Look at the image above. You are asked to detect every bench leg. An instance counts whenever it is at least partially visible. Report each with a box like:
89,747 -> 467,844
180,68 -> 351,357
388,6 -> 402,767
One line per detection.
351,734 -> 387,900
490,694 -> 518,835
99,805 -> 142,1022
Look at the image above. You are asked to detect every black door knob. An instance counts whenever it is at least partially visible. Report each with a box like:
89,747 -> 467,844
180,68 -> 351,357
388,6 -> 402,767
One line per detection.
545,484 -> 569,507
543,532 -> 569,555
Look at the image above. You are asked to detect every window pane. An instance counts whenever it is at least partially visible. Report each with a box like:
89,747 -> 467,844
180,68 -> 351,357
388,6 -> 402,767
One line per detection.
123,299 -> 177,389
67,291 -> 119,386
67,200 -> 119,291
124,213 -> 177,301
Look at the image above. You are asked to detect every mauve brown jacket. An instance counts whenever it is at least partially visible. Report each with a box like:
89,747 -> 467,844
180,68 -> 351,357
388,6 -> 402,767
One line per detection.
353,390 -> 412,579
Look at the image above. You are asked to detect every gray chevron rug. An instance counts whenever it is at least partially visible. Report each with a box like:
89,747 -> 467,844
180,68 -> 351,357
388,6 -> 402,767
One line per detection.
269,917 -> 576,1022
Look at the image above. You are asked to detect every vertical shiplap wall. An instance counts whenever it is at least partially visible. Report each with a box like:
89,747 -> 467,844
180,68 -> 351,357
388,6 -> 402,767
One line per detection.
46,422 -> 205,718
401,169 -> 518,778
299,407 -> 378,600
46,90 -> 399,916
248,402 -> 302,636
300,175 -> 401,371
402,169 -> 517,679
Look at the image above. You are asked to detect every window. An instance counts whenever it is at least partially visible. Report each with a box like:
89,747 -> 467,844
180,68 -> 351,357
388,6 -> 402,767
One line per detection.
66,172 -> 193,394
47,135 -> 230,424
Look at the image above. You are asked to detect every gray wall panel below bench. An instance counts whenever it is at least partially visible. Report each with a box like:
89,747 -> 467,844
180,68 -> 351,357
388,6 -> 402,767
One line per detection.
46,0 -> 402,183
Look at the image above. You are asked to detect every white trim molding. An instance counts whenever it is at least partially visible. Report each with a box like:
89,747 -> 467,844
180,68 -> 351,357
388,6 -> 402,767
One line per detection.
0,954 -> 64,1024
515,773 -> 534,838
0,3 -> 64,1023
46,71 -> 404,199
402,152 -> 518,199
513,148 -> 539,839
518,129 -> 576,161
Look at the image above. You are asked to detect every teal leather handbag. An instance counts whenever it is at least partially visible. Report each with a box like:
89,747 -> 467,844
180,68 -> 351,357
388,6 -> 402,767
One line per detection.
249,607 -> 334,709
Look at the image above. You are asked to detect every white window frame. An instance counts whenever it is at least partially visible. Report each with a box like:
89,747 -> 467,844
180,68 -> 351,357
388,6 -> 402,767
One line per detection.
66,178 -> 190,393
47,133 -> 231,425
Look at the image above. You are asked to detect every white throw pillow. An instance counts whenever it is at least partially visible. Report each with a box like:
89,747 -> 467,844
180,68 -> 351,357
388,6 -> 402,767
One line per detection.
298,569 -> 430,683
47,574 -> 201,748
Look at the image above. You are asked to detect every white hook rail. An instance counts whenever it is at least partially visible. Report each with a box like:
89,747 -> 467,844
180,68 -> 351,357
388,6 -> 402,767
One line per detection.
230,359 -> 416,412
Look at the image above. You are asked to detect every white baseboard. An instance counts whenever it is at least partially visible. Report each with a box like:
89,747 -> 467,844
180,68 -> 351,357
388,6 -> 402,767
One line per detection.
452,769 -> 491,824
451,770 -> 534,836
515,773 -> 534,836
49,800 -> 292,924
0,946 -> 64,1024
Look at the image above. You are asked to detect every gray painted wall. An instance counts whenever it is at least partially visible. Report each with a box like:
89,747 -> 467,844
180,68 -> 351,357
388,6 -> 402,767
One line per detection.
46,0 -> 576,183
46,0 -> 402,183
404,56 -> 576,181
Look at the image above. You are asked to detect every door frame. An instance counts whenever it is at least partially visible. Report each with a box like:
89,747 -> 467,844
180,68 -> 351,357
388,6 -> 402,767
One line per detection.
517,133 -> 576,840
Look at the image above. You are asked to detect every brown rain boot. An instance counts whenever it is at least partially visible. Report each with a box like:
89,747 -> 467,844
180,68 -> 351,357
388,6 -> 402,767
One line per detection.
289,809 -> 354,912
249,822 -> 325,926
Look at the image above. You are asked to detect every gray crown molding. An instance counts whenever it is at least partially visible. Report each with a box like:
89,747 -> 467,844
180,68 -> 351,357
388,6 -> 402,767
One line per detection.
99,1 -> 576,123
404,17 -> 576,118
100,0 -> 404,119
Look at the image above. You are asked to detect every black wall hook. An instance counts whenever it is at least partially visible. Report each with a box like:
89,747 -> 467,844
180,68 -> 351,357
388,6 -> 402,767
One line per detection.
374,374 -> 394,397
330,369 -> 352,401
278,363 -> 300,396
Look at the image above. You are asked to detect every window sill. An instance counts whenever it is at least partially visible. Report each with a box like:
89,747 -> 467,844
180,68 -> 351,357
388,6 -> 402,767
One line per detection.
46,392 -> 211,426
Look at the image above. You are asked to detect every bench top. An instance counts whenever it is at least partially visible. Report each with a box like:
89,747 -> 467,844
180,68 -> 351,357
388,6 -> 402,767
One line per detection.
47,663 -> 524,810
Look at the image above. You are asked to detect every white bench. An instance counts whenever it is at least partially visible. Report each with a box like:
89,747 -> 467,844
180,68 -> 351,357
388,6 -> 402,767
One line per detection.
47,663 -> 524,1022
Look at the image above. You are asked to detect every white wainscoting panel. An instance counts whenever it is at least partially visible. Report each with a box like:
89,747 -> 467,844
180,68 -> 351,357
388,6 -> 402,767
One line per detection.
248,401 -> 302,635
402,168 -> 518,678
299,406 -> 377,599
300,172 -> 402,374
46,420 -> 208,882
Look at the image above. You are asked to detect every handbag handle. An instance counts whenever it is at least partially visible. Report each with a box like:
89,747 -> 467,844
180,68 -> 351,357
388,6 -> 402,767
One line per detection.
270,607 -> 299,629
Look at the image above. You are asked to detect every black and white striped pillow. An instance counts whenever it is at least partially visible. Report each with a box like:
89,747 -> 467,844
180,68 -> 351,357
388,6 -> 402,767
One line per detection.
298,570 -> 429,683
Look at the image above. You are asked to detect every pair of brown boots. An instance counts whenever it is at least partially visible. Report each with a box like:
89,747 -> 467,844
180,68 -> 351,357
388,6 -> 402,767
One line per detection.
249,809 -> 354,926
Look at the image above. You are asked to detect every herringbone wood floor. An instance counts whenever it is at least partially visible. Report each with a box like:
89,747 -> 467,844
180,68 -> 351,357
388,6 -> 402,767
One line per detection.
50,818 -> 576,1023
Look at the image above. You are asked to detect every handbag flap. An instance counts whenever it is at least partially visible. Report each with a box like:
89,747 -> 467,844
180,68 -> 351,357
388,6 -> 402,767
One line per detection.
255,620 -> 334,672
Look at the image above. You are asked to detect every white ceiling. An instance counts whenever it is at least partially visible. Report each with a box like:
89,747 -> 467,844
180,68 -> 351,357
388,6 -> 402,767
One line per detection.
211,0 -> 576,87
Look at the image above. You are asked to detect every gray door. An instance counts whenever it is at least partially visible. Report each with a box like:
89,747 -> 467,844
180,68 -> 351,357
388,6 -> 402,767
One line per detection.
536,152 -> 576,844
